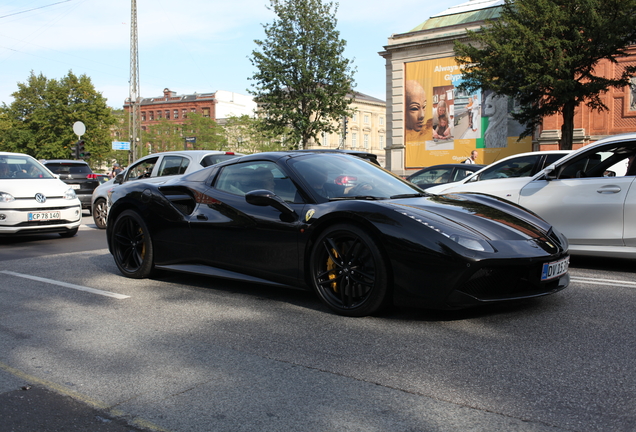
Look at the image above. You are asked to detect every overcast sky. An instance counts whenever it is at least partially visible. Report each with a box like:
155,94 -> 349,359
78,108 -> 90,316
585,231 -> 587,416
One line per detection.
0,0 -> 466,109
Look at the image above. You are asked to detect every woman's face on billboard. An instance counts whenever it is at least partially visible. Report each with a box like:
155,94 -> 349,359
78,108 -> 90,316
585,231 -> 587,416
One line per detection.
405,81 -> 426,132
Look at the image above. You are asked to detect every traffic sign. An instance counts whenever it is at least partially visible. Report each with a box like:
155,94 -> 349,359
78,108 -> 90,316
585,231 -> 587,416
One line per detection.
112,141 -> 131,150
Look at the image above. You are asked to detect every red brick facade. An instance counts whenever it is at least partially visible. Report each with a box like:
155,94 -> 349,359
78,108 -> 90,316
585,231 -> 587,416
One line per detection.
123,88 -> 217,132
538,47 -> 636,151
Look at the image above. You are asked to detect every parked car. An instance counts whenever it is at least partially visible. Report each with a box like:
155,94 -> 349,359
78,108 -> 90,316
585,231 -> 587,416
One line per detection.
91,150 -> 242,229
406,163 -> 485,189
0,152 -> 82,237
426,150 -> 571,194
106,151 -> 569,317
431,134 -> 636,259
41,159 -> 100,210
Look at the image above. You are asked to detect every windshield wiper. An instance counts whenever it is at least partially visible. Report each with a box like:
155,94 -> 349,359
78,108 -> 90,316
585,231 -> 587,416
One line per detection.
389,193 -> 427,199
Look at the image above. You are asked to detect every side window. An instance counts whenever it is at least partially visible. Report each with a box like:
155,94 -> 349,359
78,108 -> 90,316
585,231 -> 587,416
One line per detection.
157,156 -> 189,177
412,168 -> 451,184
126,157 -> 158,181
215,161 -> 301,203
452,168 -> 475,182
559,147 -> 636,179
479,155 -> 537,180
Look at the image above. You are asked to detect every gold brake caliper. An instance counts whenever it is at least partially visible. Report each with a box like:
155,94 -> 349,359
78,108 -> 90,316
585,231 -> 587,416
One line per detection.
327,248 -> 339,293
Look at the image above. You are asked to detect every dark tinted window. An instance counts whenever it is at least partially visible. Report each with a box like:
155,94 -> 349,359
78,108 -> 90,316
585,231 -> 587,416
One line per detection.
45,163 -> 91,174
201,154 -> 241,167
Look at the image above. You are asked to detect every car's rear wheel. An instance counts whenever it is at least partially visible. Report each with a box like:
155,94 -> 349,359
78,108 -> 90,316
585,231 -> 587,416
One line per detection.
111,210 -> 154,278
92,198 -> 108,229
310,224 -> 390,317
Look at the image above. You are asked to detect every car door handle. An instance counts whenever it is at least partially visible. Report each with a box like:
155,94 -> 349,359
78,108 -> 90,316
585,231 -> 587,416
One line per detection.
597,186 -> 621,194
196,214 -> 208,221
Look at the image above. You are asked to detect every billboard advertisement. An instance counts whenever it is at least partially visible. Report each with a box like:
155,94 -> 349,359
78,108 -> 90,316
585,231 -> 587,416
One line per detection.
404,57 -> 532,167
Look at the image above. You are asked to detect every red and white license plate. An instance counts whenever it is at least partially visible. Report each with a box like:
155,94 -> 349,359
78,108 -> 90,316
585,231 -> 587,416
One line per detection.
28,211 -> 61,221
541,256 -> 569,281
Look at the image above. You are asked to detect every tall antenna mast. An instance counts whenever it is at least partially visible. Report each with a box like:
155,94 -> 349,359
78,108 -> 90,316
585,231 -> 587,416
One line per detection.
129,0 -> 141,163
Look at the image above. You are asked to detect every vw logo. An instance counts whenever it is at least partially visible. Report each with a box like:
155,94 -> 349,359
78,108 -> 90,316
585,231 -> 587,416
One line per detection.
35,193 -> 46,203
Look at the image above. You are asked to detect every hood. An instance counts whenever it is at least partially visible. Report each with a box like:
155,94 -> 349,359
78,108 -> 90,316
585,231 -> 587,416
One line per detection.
387,192 -> 553,242
0,179 -> 73,199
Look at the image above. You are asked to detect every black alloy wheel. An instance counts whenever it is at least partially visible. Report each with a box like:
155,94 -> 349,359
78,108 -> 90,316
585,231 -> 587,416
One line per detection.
310,224 -> 390,317
92,198 -> 108,229
111,209 -> 154,278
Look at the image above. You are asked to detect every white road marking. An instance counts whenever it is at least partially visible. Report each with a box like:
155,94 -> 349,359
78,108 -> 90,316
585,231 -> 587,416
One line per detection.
570,276 -> 636,289
0,270 -> 130,299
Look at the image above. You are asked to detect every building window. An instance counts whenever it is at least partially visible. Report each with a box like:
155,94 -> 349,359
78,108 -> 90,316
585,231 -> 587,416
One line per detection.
174,109 -> 179,119
165,110 -> 170,120
352,133 -> 357,148
379,135 -> 385,148
364,114 -> 369,124
379,117 -> 384,126
182,109 -> 187,119
157,111 -> 162,119
191,108 -> 196,113
322,132 -> 328,146
364,134 -> 369,149
141,111 -> 146,121
202,107 -> 210,118
352,112 -> 358,122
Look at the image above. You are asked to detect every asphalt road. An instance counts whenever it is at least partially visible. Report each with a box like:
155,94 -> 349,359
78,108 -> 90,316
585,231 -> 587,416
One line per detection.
0,215 -> 635,431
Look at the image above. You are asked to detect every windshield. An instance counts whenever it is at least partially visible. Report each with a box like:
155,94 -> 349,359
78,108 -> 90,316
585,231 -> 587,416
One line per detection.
288,154 -> 420,200
0,156 -> 55,179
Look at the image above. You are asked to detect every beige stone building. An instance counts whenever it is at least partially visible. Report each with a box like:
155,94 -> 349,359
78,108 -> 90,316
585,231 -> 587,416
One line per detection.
305,91 -> 387,167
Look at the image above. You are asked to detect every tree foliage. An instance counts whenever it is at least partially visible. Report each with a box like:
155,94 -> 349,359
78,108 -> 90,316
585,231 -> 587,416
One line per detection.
224,114 -> 292,153
0,71 -> 116,164
454,0 -> 636,149
249,0 -> 356,149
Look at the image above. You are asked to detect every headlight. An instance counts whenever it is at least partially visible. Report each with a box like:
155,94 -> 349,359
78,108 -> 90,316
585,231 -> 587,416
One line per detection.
396,209 -> 495,253
0,192 -> 15,203
63,188 -> 77,200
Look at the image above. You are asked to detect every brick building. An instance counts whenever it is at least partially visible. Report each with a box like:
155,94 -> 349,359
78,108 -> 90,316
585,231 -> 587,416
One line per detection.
380,0 -> 636,175
123,88 -> 257,133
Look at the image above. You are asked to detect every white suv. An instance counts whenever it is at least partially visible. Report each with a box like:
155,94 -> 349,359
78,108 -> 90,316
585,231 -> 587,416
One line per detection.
91,150 -> 242,229
0,152 -> 82,237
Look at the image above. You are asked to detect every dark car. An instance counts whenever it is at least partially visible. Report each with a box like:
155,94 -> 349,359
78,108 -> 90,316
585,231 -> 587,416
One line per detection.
406,163 -> 485,189
107,152 -> 569,317
42,160 -> 99,209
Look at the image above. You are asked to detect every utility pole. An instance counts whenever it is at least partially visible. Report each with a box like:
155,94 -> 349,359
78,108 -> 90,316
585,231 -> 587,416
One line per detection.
129,0 -> 142,164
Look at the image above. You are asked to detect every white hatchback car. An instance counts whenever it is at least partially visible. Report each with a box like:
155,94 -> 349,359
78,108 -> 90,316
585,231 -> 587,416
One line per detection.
91,150 -> 242,229
426,150 -> 571,195
0,152 -> 82,237
431,134 -> 636,259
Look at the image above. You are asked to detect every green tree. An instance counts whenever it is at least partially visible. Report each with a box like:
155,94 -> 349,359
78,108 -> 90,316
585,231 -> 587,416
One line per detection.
144,118 -> 184,154
454,0 -> 636,150
224,114 -> 292,153
249,0 -> 356,149
0,71 -> 116,165
181,113 -> 227,150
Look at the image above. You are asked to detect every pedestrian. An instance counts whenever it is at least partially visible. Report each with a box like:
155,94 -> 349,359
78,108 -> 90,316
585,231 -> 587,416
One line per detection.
110,163 -> 122,179
464,150 -> 478,164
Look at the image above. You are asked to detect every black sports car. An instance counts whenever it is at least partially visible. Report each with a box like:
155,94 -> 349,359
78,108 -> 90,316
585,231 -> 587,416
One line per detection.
107,152 -> 570,316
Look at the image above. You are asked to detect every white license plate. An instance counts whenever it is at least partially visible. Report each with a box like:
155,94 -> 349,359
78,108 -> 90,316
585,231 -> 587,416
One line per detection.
70,184 -> 80,189
541,256 -> 569,281
28,211 -> 61,221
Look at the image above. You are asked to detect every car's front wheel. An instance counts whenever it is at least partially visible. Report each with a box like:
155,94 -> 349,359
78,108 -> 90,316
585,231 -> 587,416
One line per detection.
310,224 -> 390,317
92,198 -> 108,229
110,210 -> 154,278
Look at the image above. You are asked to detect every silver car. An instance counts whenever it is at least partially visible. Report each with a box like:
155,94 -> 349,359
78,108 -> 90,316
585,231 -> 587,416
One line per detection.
91,150 -> 242,229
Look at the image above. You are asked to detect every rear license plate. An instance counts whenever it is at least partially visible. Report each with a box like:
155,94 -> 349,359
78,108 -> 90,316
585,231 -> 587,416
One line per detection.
541,257 -> 569,281
70,184 -> 80,189
28,211 -> 61,221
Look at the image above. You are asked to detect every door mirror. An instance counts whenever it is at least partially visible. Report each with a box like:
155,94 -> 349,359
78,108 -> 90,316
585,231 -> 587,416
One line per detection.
246,189 -> 297,218
542,164 -> 557,180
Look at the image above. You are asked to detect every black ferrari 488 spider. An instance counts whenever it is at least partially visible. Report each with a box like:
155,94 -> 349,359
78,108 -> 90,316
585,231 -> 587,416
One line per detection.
107,151 -> 570,316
